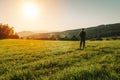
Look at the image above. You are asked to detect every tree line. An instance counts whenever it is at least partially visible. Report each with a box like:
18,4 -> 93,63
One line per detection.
24,23 -> 120,41
0,23 -> 19,39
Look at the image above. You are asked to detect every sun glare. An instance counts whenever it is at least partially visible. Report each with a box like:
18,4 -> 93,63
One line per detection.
22,2 -> 39,19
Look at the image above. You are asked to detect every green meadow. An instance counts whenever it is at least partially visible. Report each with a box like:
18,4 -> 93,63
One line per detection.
0,39 -> 120,80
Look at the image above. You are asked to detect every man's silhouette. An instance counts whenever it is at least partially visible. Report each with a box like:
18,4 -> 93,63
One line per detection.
79,28 -> 86,49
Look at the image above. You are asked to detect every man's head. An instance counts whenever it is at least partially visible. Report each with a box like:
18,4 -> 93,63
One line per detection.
82,28 -> 84,31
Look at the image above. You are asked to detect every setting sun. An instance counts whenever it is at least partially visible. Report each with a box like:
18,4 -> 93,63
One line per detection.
22,2 -> 39,19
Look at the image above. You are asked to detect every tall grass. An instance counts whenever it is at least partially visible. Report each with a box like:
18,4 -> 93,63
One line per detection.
0,39 -> 120,80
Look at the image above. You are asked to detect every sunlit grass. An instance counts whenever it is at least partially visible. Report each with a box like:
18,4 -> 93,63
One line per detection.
0,39 -> 120,80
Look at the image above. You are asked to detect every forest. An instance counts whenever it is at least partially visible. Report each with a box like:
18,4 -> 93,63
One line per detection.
22,23 -> 120,40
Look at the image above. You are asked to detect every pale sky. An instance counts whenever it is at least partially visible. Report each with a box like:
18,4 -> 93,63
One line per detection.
0,0 -> 120,32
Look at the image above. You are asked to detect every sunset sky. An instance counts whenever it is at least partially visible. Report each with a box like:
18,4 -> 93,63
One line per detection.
0,0 -> 120,32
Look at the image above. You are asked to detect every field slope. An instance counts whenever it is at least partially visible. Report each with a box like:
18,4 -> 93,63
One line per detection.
0,39 -> 120,80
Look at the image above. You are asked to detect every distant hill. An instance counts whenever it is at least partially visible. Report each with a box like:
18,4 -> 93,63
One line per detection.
61,23 -> 120,40
18,31 -> 50,37
19,23 -> 120,40
18,31 -> 35,37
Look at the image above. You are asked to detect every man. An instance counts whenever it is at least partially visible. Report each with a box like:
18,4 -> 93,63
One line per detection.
79,28 -> 86,49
